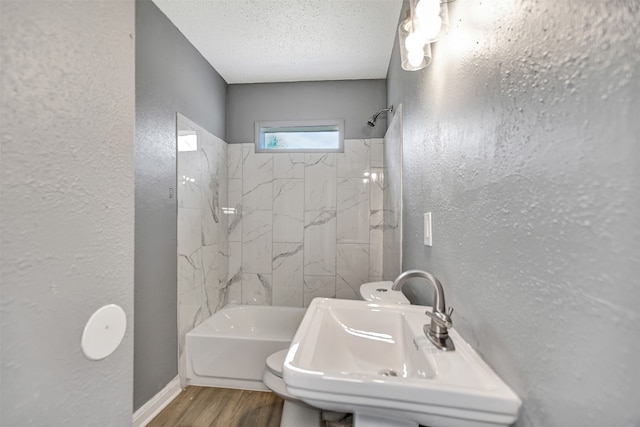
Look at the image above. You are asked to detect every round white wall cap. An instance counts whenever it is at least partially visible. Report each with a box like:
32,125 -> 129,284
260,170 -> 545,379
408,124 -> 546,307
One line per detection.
81,304 -> 127,361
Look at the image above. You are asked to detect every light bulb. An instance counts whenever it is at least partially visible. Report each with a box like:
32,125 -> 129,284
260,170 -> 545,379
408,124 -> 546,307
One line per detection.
415,0 -> 440,21
421,15 -> 442,41
405,31 -> 426,52
407,48 -> 424,67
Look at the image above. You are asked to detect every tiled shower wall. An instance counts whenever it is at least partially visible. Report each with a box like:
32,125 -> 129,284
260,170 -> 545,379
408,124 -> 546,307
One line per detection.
177,114 -> 228,381
225,139 -> 385,307
383,106 -> 403,280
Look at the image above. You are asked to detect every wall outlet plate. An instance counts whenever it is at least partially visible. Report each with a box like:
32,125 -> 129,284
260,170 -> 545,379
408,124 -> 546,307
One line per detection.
424,212 -> 432,247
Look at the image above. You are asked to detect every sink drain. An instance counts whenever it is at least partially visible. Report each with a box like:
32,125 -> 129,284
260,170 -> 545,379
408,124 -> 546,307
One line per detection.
376,288 -> 388,293
378,369 -> 398,377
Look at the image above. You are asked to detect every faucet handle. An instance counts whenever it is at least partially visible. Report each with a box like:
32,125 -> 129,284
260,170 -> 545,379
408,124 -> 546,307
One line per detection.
447,306 -> 454,317
425,309 -> 453,329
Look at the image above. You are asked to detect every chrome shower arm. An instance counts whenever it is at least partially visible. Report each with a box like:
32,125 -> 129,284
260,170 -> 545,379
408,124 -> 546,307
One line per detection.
366,105 -> 394,127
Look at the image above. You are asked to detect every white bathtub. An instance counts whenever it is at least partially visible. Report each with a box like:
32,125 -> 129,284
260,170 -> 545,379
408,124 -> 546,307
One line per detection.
186,304 -> 307,390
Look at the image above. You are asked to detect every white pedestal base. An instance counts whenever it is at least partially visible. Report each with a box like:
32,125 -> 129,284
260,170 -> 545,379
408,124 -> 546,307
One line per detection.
280,400 -> 321,427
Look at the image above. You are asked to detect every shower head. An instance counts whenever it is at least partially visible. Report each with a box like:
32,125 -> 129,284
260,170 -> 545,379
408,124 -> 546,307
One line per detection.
366,105 -> 393,127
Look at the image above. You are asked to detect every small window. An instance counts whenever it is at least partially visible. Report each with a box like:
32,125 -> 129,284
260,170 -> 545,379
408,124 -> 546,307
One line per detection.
255,120 -> 344,153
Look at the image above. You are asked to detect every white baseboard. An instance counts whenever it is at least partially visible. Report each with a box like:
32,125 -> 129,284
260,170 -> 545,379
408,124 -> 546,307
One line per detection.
186,376 -> 269,391
132,376 -> 182,427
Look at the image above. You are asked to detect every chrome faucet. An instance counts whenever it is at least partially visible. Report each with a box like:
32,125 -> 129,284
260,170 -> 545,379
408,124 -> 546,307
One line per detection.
392,270 -> 455,351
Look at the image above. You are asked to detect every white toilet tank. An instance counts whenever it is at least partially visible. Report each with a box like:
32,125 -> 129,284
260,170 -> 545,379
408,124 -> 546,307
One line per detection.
359,281 -> 410,304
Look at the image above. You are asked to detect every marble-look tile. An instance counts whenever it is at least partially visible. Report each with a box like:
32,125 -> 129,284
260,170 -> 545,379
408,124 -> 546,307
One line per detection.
273,179 -> 304,243
369,168 -> 384,212
226,242 -> 242,305
369,165 -> 384,280
218,182 -> 229,239
178,246 -> 202,296
218,138 -> 392,311
177,115 -> 230,384
179,288 -> 203,329
369,209 -> 384,279
177,151 -> 202,209
202,133 -> 227,179
337,139 -> 370,178
227,283 -> 242,305
382,109 -> 402,282
201,136 -> 227,247
227,143 -> 243,179
201,174 -> 222,247
178,286 -> 202,361
304,153 -> 336,211
272,243 -> 304,307
243,181 -> 273,212
336,244 -> 370,300
337,178 -> 370,244
201,244 -> 219,318
304,210 -> 336,276
383,208 -> 402,281
202,244 -> 229,317
227,179 -> 243,242
227,241 -> 242,284
243,147 -> 273,211
242,210 -> 272,274
178,207 -> 202,255
217,240 -> 229,293
242,273 -> 272,305
303,276 -> 336,307
371,142 -> 384,168
273,153 -> 305,179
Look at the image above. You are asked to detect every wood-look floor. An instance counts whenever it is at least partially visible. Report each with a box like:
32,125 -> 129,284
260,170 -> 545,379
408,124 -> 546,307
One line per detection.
148,386 -> 283,427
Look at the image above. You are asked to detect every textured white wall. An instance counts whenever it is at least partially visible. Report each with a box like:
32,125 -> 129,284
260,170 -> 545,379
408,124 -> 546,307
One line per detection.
387,0 -> 639,425
1,1 -> 135,425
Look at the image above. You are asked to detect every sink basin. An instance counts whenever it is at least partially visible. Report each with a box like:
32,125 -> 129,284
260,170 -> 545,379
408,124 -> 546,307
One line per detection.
282,298 -> 521,427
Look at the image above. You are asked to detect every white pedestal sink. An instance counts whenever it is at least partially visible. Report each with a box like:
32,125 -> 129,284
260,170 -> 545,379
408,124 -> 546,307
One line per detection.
282,298 -> 521,427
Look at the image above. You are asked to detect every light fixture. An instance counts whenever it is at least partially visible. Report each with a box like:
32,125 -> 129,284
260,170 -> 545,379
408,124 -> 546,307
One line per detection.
398,0 -> 451,71
398,10 -> 431,71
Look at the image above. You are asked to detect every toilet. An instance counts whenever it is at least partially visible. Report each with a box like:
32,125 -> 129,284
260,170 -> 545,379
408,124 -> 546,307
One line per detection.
262,349 -> 322,426
358,280 -> 410,304
262,281 -> 409,426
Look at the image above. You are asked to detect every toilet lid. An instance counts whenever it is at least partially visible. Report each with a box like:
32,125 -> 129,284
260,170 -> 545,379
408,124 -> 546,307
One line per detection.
359,281 -> 410,304
266,349 -> 288,378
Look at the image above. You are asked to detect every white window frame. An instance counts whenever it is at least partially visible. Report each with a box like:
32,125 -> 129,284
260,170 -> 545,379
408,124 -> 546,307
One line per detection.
255,119 -> 345,153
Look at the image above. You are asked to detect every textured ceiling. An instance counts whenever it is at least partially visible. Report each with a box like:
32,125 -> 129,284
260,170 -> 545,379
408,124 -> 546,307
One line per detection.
151,0 -> 403,84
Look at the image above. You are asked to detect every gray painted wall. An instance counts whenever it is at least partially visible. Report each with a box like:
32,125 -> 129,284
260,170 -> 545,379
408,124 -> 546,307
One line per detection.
387,0 -> 639,426
135,0 -> 227,410
1,1 -> 135,425
226,80 -> 387,143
